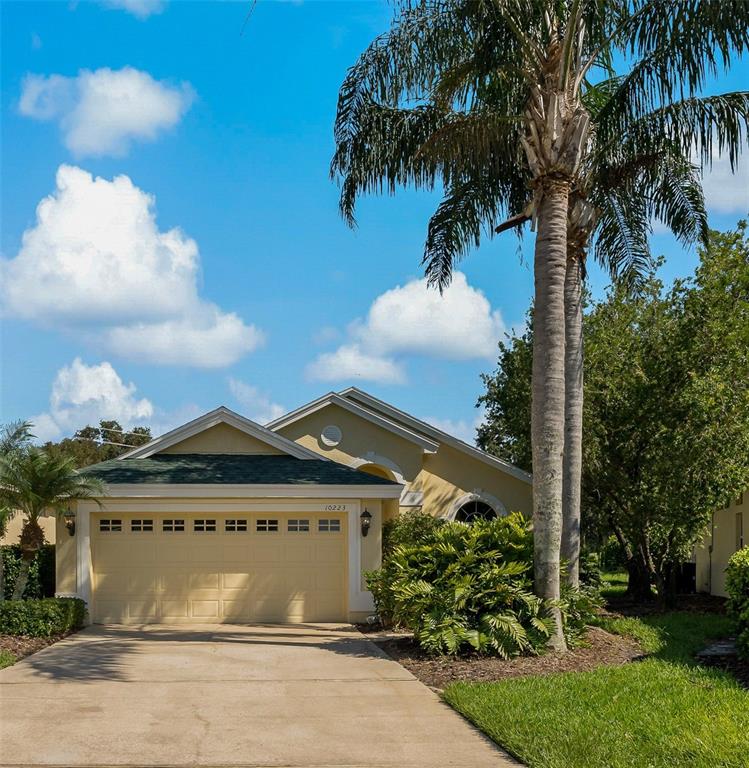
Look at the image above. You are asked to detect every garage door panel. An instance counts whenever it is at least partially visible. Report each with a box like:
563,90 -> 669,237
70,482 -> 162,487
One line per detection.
160,600 -> 190,618
189,571 -> 220,590
92,513 -> 347,623
191,600 -> 220,618
128,600 -> 158,620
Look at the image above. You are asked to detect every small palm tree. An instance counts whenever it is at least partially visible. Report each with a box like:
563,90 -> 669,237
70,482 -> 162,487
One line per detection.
0,449 -> 103,600
0,420 -> 34,603
332,0 -> 748,647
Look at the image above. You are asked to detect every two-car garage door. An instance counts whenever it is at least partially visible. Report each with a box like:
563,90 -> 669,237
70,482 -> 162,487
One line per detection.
91,513 -> 347,624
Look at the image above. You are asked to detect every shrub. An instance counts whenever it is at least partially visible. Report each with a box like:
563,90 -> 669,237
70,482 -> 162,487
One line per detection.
382,509 -> 446,557
579,551 -> 603,588
725,547 -> 749,659
367,514 -> 552,656
1,545 -> 56,600
0,597 -> 85,637
559,584 -> 604,646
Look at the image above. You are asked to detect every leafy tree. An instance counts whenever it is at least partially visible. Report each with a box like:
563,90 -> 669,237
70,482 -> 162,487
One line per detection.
332,0 -> 748,646
0,450 -> 103,599
43,420 -> 151,468
479,223 -> 749,603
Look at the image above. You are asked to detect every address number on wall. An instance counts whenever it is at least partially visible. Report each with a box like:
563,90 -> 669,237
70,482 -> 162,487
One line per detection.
323,504 -> 348,512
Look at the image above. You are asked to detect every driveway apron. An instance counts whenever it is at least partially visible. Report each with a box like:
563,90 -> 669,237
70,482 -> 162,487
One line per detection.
0,624 -> 518,767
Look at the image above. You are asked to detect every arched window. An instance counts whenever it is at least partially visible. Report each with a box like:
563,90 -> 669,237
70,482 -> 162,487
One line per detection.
454,499 -> 497,523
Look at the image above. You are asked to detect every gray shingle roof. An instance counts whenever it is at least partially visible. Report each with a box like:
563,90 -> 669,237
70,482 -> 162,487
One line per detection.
84,453 -> 399,486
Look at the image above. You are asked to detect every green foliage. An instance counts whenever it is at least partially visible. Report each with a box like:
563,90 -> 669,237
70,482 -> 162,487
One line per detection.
0,597 -> 85,637
476,316 -> 533,473
368,515 -> 555,656
1,545 -> 55,600
578,552 -> 603,589
42,420 -> 151,468
478,223 -> 749,598
382,509 -> 446,557
725,547 -> 749,658
0,650 -> 14,669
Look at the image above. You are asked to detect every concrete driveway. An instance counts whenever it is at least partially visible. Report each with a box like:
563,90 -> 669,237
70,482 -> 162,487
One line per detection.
0,624 -> 517,767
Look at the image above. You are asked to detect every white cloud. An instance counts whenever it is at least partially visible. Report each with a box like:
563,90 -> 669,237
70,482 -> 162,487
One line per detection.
32,358 -> 153,442
227,378 -> 285,425
1,165 -> 262,368
101,0 -> 165,18
306,344 -> 406,385
701,150 -> 749,214
19,67 -> 193,157
422,410 -> 485,447
306,272 -> 505,384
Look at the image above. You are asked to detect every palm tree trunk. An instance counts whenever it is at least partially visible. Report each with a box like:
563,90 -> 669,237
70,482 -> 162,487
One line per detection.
12,558 -> 31,600
532,177 -> 569,651
562,252 -> 583,588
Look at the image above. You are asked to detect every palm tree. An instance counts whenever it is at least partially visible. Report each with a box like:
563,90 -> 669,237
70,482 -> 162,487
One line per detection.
0,449 -> 103,600
0,420 -> 33,603
332,0 -> 749,646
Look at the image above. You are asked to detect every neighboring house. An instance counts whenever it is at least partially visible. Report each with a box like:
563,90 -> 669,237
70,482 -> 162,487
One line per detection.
53,387 -> 531,625
695,490 -> 747,597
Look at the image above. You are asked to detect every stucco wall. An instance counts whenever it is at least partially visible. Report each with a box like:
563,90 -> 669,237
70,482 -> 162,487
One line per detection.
0,514 -> 56,546
695,491 -> 748,597
278,404 -> 425,481
162,423 -> 284,455
55,512 -> 77,595
276,403 -> 533,520
419,444 -> 532,518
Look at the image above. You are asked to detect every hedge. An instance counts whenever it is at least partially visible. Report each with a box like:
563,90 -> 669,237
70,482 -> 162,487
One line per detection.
1,545 -> 56,600
725,547 -> 749,659
0,597 -> 86,637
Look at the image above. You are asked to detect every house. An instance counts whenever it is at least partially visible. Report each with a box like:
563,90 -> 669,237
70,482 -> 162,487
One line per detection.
695,490 -> 747,597
53,388 -> 532,624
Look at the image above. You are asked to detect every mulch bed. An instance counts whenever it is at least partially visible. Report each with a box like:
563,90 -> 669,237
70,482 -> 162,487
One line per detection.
374,625 -> 642,690
0,632 -> 70,664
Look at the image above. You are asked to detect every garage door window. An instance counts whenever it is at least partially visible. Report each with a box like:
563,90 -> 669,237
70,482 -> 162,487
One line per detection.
318,518 -> 341,533
99,519 -> 122,533
256,519 -> 279,532
163,519 -> 185,532
287,519 -> 310,532
225,519 -> 248,532
131,519 -> 153,532
194,519 -> 217,533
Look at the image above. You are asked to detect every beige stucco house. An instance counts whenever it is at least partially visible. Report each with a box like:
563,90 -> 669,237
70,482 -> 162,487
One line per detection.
695,490 -> 747,597
51,387 -> 532,624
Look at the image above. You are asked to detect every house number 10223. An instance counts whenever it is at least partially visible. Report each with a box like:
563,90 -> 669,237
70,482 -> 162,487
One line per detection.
324,504 -> 347,512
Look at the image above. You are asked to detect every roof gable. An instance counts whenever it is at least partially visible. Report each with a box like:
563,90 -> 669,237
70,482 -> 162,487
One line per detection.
338,387 -> 532,484
266,393 -> 440,453
119,407 -> 325,462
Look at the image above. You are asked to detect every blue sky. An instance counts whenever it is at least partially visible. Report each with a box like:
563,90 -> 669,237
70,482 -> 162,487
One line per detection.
1,0 -> 748,445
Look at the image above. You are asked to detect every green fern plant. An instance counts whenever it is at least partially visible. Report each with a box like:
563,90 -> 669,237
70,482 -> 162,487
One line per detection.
368,514 -> 553,656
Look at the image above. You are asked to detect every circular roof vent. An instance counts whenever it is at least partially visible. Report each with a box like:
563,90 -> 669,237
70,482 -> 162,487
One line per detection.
321,424 -> 342,447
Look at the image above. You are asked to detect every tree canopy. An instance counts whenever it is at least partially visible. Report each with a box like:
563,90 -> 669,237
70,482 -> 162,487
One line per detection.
42,420 -> 152,468
478,222 -> 749,599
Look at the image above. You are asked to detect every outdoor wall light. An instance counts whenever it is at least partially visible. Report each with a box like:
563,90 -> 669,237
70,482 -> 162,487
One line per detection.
63,509 -> 76,537
360,508 -> 372,537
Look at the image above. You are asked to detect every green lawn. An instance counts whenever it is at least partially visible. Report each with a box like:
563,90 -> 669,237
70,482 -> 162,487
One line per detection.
443,612 -> 747,768
0,649 -> 15,669
600,571 -> 629,599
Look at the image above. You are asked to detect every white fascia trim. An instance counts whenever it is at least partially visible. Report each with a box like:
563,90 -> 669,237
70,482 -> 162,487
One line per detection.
118,406 -> 326,462
267,392 -> 440,453
340,387 -> 533,485
97,483 -> 404,499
